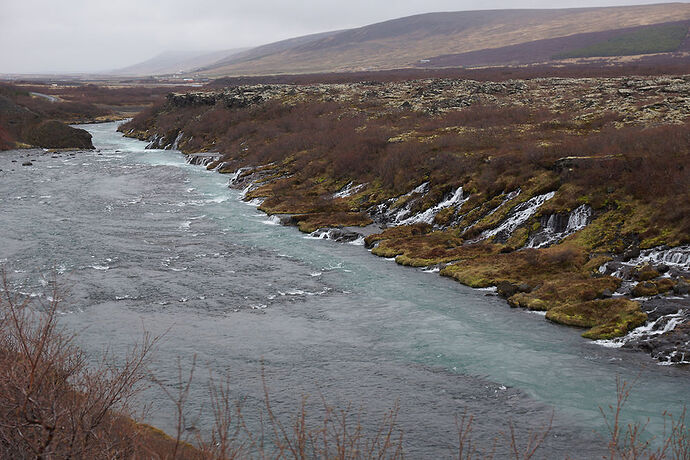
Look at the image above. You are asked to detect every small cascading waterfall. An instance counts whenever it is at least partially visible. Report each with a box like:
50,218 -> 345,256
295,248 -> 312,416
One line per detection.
185,154 -> 219,167
599,245 -> 690,279
460,189 -> 521,234
372,182 -> 430,224
635,245 -> 690,270
145,134 -> 161,149
333,181 -> 368,198
484,189 -> 522,219
526,204 -> 593,248
398,186 -> 469,226
476,191 -> 556,242
171,131 -> 184,150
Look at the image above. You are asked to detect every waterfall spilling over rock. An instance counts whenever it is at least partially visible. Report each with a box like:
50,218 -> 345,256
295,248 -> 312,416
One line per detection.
398,186 -> 469,226
458,189 -> 521,233
307,227 -> 364,243
596,298 -> 690,365
225,164 -> 281,200
171,131 -> 184,150
600,245 -> 690,280
486,189 -> 522,219
527,204 -> 593,248
333,181 -> 368,198
145,134 -> 162,149
633,245 -> 690,270
186,153 -> 220,167
476,191 -> 556,242
370,181 -> 430,225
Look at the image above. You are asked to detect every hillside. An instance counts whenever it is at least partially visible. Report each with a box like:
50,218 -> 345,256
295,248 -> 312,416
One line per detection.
111,49 -> 248,76
198,3 -> 690,76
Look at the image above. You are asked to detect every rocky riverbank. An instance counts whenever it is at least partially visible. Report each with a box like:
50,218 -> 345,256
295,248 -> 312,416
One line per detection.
120,75 -> 690,364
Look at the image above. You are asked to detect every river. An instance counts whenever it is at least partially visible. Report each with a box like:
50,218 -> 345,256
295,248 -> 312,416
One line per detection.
0,121 -> 687,458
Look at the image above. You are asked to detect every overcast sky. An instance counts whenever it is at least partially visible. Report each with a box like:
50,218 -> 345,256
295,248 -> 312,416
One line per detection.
0,0 -> 681,74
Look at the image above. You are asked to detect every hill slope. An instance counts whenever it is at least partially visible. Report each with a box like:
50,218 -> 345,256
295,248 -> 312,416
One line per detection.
200,3 -> 690,76
112,49 -> 248,76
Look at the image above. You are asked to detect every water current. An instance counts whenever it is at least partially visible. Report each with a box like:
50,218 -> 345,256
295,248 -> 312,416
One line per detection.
0,122 -> 688,458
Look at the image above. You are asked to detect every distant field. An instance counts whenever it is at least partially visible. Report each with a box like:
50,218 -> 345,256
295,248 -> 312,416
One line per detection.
554,22 -> 689,59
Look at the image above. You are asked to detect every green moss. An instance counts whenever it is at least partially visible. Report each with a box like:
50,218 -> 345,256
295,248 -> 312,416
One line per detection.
294,212 -> 372,233
371,244 -> 404,258
546,298 -> 646,340
507,293 -> 550,311
440,265 -> 493,288
505,227 -> 529,250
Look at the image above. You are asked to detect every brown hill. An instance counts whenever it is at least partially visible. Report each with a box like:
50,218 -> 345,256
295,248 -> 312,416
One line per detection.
199,3 -> 690,76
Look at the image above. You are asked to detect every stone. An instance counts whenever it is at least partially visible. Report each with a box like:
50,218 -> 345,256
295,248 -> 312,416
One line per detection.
496,281 -> 519,298
673,279 -> 690,296
632,281 -> 658,297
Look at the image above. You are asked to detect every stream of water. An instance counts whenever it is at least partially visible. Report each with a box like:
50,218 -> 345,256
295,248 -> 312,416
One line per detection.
1,121 -> 687,458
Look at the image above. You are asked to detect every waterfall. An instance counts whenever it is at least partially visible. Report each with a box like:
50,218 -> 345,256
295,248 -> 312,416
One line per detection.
477,191 -> 555,241
526,204 -> 592,248
333,182 -> 368,198
398,186 -> 468,226
172,131 -> 184,150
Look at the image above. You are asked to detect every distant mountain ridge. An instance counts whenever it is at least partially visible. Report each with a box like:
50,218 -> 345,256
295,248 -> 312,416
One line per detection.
111,49 -> 248,76
196,3 -> 690,76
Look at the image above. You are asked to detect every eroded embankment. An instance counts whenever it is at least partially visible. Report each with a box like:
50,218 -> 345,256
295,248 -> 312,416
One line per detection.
119,76 -> 690,364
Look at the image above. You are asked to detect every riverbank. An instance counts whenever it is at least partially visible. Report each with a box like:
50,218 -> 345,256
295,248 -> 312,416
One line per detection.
3,120 -> 689,457
120,75 -> 689,364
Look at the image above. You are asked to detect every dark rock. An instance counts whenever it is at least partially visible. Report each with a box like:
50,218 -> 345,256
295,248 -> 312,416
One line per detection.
311,228 -> 361,243
623,247 -> 640,261
674,279 -> 690,295
496,281 -> 519,298
21,161 -> 32,166
656,264 -> 670,274
600,288 -> 613,298
517,283 -> 532,293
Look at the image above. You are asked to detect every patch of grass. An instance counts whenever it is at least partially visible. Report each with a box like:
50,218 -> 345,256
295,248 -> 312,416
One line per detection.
554,23 -> 688,59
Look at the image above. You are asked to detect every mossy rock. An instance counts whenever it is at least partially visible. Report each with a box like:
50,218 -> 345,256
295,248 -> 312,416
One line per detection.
440,264 -> 493,288
371,244 -> 403,258
507,293 -> 549,311
632,281 -> 659,297
294,212 -> 372,233
634,264 -> 660,281
505,227 -> 529,250
546,298 -> 646,339
654,278 -> 675,293
433,207 -> 456,227
395,254 -> 438,267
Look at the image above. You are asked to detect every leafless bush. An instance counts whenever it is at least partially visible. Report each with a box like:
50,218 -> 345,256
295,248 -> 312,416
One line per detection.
601,377 -> 690,460
0,271 -> 157,458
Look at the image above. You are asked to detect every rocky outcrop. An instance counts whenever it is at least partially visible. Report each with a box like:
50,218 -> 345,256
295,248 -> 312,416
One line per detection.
24,121 -> 94,150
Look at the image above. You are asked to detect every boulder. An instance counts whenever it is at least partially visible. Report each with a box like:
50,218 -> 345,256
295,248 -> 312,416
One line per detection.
496,281 -> 519,298
632,281 -> 658,297
673,279 -> 690,296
